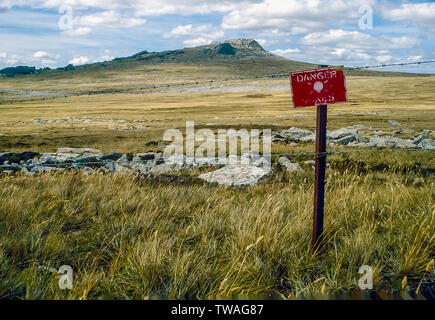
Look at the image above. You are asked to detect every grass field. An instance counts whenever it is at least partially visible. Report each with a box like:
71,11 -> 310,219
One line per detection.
1,74 -> 434,154
0,66 -> 434,299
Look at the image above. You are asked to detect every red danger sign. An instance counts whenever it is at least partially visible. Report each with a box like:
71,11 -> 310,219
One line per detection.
289,66 -> 347,108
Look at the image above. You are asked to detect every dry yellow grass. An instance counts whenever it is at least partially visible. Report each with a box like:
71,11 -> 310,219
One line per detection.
0,168 -> 433,299
1,76 -> 434,153
0,69 -> 434,300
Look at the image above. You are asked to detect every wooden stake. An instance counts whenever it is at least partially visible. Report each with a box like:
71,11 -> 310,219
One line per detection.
312,104 -> 327,249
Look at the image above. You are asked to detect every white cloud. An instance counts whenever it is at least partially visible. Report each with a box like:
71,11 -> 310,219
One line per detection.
382,2 -> 435,32
134,2 -> 237,16
183,37 -> 213,47
331,48 -> 371,61
165,24 -> 209,37
0,50 -> 61,67
68,56 -> 89,65
63,27 -> 92,36
221,0 -> 376,34
76,10 -> 146,28
407,55 -> 422,62
31,51 -> 60,65
376,55 -> 392,63
60,10 -> 146,36
270,45 -> 401,66
165,24 -> 225,47
67,53 -> 115,66
301,29 -> 420,49
271,48 -> 301,57
12,0 -> 260,16
100,55 -> 114,61
33,51 -> 49,58
0,0 -> 14,12
256,38 -> 278,46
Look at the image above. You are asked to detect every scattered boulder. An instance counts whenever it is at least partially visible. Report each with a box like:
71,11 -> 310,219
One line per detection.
388,120 -> 401,126
277,157 -> 304,172
346,124 -> 370,130
418,139 -> 435,150
0,152 -> 40,165
31,165 -> 61,173
33,119 -> 48,124
413,130 -> 432,145
198,165 -> 270,186
328,128 -> 357,140
280,127 -> 314,141
393,129 -> 414,134
21,167 -> 35,176
101,152 -> 123,161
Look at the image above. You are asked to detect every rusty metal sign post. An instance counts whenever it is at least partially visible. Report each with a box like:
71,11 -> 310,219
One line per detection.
289,65 -> 347,249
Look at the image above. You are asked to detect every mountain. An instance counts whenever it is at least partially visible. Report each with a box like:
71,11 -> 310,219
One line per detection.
52,38 -> 317,78
3,38 -> 429,79
60,38 -> 433,77
128,39 -> 278,64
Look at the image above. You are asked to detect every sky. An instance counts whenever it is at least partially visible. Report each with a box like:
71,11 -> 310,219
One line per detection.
0,0 -> 434,73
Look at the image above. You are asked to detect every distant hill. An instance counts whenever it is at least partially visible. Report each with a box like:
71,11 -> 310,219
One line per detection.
128,39 -> 279,63
2,39 -> 431,79
57,38 -> 425,78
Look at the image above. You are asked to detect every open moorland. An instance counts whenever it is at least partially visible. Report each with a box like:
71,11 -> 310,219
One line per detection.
0,41 -> 434,299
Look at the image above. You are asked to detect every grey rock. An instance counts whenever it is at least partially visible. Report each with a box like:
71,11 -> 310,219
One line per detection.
355,132 -> 370,143
368,136 -> 415,148
280,127 -> 314,140
129,162 -> 149,173
198,165 -> 270,186
347,124 -> 370,130
299,134 -> 316,142
134,153 -> 157,161
149,163 -> 174,173
329,134 -> 356,146
371,130 -> 384,136
21,167 -> 36,176
116,154 -> 129,165
114,163 -> 132,173
38,153 -> 60,164
101,152 -> 123,161
418,139 -> 435,150
278,157 -> 303,172
393,129 -> 414,134
121,125 -> 134,130
388,120 -> 401,126
31,165 -> 62,173
101,161 -> 116,173
327,128 -> 358,140
413,130 -> 432,145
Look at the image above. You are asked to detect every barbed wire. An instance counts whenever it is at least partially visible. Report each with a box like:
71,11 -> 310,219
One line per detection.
346,60 -> 435,70
1,60 -> 433,105
274,147 -> 434,158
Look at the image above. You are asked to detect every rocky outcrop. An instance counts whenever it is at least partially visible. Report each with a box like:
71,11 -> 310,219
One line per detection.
277,157 -> 304,172
198,165 -> 270,186
1,127 -> 433,183
274,126 -> 434,149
